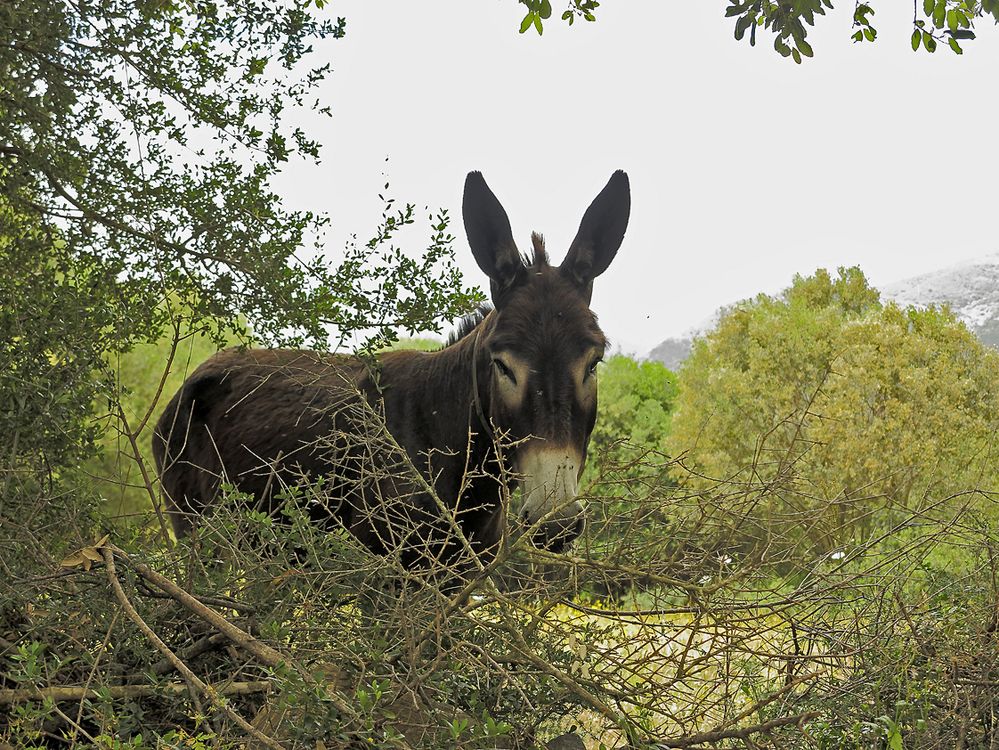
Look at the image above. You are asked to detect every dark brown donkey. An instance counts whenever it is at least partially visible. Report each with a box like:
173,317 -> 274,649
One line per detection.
153,171 -> 630,573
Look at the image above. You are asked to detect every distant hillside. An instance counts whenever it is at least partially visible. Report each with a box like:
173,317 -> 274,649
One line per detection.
880,254 -> 999,349
647,309 -> 721,370
647,336 -> 696,371
648,254 -> 999,369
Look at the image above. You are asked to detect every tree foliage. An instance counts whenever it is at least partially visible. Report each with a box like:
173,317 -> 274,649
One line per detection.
669,267 -> 999,551
725,0 -> 991,61
1,0 -> 479,353
517,0 -> 996,60
587,354 -> 677,469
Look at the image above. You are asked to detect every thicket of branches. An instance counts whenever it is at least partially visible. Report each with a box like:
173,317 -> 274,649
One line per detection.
2,316 -> 997,747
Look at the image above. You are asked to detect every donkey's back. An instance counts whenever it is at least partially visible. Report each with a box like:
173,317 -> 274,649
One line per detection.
153,347 -> 376,536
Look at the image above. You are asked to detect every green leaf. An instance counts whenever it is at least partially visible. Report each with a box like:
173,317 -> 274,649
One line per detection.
519,11 -> 534,33
540,0 -> 552,19
923,0 -> 934,15
947,9 -> 958,31
852,29 -> 864,41
948,36 -> 963,53
951,28 -> 976,38
735,14 -> 752,40
911,28 -> 921,50
533,13 -> 544,34
925,33 -> 937,51
790,17 -> 807,41
886,722 -> 903,750
798,38 -> 814,57
792,47 -> 802,63
863,26 -> 876,41
933,0 -> 946,28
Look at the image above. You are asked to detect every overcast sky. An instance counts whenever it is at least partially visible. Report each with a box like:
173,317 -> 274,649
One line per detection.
272,1 -> 999,356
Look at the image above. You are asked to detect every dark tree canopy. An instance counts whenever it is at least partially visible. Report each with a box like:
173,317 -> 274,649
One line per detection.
1,0 -> 478,352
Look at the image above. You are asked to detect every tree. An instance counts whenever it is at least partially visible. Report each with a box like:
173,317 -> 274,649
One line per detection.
1,0 -> 482,502
587,354 -> 678,468
516,0 -> 995,60
669,267 -> 999,553
2,0 -> 478,351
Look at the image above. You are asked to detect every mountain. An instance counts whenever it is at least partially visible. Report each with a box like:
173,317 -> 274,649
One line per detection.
647,254 -> 999,369
647,335 -> 696,371
880,254 -> 999,349
647,310 -> 720,370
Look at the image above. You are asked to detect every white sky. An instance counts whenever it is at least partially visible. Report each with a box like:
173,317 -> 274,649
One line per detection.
272,1 -> 999,356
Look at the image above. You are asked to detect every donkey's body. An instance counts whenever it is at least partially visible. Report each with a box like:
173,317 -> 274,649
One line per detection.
153,171 -> 630,571
154,327 -> 506,567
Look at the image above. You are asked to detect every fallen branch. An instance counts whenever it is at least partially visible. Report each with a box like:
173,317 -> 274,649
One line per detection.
129,632 -> 231,681
0,681 -> 271,705
106,543 -> 357,719
656,711 -> 819,748
109,543 -> 285,669
136,582 -> 258,614
102,546 -> 286,750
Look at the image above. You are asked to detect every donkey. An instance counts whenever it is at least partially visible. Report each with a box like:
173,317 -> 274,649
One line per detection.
152,170 -> 630,573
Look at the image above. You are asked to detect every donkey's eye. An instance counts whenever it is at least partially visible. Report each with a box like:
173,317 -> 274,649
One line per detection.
493,358 -> 516,384
586,358 -> 602,378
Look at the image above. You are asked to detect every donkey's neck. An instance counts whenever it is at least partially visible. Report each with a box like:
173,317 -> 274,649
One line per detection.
423,322 -> 493,460
370,319 -> 496,474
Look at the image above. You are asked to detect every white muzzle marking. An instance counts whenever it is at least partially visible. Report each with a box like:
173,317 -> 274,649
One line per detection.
517,446 -> 586,550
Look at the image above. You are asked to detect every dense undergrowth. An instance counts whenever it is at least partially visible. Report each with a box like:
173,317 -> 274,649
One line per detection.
3,406 -> 998,748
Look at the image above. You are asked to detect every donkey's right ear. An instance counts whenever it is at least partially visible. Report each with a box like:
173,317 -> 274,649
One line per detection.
463,172 -> 525,306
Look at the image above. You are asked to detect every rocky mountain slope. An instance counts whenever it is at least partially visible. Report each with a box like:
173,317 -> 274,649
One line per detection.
648,254 -> 999,369
880,254 -> 999,349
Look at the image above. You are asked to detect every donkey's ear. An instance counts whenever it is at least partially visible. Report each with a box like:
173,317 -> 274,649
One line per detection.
560,171 -> 630,302
463,171 -> 526,306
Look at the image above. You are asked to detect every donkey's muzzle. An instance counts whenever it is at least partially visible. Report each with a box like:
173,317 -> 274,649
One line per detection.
530,513 -> 585,552
518,446 -> 586,552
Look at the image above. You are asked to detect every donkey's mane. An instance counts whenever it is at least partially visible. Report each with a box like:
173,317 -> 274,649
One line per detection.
526,232 -> 549,268
445,234 -> 551,349
446,305 -> 492,347
445,234 -> 553,348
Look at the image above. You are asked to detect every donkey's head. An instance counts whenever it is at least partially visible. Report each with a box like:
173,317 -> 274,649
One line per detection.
463,171 -> 630,551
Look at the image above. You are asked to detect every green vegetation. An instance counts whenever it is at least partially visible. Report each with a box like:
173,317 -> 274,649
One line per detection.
516,0 -> 994,60
589,355 -> 677,466
669,267 -> 999,555
86,326 -> 234,521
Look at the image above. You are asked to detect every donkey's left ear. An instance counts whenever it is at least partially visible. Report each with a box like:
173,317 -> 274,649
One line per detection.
560,171 -> 630,302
